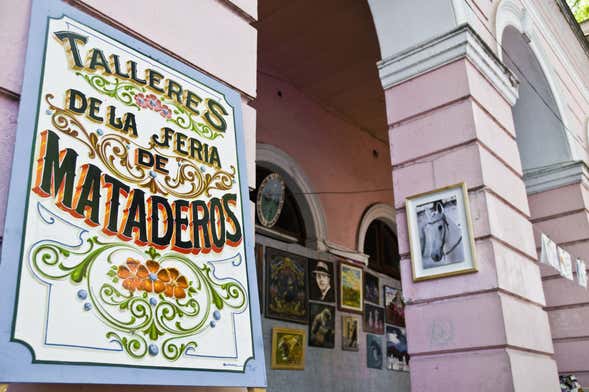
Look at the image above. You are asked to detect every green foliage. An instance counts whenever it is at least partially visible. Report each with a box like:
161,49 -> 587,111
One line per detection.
568,0 -> 589,23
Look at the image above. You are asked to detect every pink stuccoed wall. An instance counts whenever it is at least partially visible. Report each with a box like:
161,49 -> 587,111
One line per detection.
254,71 -> 394,249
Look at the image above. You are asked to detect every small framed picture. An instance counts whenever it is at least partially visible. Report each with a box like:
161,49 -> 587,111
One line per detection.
364,303 -> 385,334
383,285 -> 405,327
366,334 -> 383,369
405,183 -> 477,282
271,327 -> 306,370
364,271 -> 380,304
308,303 -> 335,348
341,315 -> 359,351
265,247 -> 308,324
386,325 -> 409,372
309,259 -> 335,303
337,261 -> 364,314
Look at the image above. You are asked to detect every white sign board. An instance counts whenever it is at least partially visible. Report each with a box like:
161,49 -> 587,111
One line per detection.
0,1 -> 264,386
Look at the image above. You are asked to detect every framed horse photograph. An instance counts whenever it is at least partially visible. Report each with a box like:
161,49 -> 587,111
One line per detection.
405,183 -> 477,282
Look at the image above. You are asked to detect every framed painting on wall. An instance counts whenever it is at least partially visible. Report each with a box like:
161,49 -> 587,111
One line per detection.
265,247 -> 308,324
386,325 -> 409,372
384,285 -> 405,327
337,261 -> 364,314
364,271 -> 380,304
309,259 -> 335,303
366,334 -> 383,370
308,303 -> 335,348
341,315 -> 359,351
271,327 -> 305,370
405,183 -> 477,282
363,303 -> 385,334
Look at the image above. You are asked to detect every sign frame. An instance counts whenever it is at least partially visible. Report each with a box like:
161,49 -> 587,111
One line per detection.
0,0 -> 266,387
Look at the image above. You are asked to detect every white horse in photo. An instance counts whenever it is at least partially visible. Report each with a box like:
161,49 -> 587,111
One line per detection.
419,201 -> 464,268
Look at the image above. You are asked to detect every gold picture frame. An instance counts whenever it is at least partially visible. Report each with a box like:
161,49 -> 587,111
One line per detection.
405,182 -> 477,282
337,260 -> 364,314
271,327 -> 306,370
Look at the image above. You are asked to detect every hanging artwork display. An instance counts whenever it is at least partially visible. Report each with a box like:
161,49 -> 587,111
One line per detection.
0,0 -> 265,386
338,261 -> 364,314
309,259 -> 335,303
364,304 -> 385,335
384,285 -> 405,327
265,248 -> 308,323
540,233 -> 559,271
386,325 -> 410,372
558,247 -> 574,281
366,334 -> 383,369
364,271 -> 380,304
577,259 -> 588,289
308,303 -> 335,348
341,316 -> 359,351
405,183 -> 477,281
271,327 -> 306,370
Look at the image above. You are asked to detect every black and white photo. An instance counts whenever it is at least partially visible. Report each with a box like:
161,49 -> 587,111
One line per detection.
406,183 -> 477,281
309,260 -> 335,302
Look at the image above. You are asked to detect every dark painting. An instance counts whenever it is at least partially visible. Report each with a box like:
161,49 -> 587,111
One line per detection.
308,303 -> 335,348
309,259 -> 335,303
265,248 -> 308,324
364,303 -> 385,334
364,272 -> 380,304
367,334 -> 383,369
386,325 -> 409,371
384,285 -> 405,327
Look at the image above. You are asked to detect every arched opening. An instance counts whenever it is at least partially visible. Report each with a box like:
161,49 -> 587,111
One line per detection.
501,26 -> 573,181
357,203 -> 401,280
254,1 -> 408,390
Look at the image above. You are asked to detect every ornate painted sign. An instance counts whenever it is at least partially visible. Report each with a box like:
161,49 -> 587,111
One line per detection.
0,0 -> 264,387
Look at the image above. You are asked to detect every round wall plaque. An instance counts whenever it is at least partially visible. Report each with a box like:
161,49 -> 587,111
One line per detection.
256,173 -> 286,228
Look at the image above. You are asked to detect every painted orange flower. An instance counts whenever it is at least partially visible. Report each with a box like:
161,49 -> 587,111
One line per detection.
159,267 -> 188,299
117,258 -> 148,292
141,260 -> 165,293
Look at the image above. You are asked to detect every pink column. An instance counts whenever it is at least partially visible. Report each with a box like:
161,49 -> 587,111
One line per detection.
384,28 -> 560,391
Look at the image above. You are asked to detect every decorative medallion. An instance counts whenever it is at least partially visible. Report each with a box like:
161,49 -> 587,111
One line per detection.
256,173 -> 286,228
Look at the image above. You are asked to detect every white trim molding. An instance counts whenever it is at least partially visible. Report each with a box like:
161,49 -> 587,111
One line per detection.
524,161 -> 589,194
325,241 -> 369,265
256,143 -> 328,251
377,24 -> 519,105
496,0 -> 589,107
355,203 -> 397,267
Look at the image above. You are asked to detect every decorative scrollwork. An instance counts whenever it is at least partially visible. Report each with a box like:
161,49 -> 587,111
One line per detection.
30,238 -> 247,360
44,93 -> 235,199
164,99 -> 225,140
76,72 -> 145,109
76,71 -> 225,141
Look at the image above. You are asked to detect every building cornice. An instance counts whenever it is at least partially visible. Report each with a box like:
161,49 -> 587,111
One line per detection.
377,24 -> 519,105
524,160 -> 589,194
